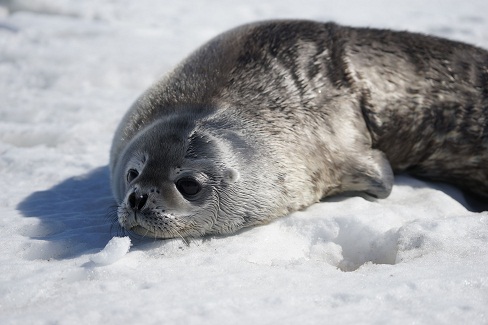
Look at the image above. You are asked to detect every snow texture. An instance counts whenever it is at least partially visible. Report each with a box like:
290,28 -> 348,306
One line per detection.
1,0 -> 488,324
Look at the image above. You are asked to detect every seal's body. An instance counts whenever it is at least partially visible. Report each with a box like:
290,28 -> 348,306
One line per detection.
110,20 -> 488,239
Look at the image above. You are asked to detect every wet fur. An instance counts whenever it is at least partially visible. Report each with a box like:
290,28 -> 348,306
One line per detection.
110,20 -> 487,238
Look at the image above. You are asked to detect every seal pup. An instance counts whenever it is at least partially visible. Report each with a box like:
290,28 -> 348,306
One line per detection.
110,20 -> 488,239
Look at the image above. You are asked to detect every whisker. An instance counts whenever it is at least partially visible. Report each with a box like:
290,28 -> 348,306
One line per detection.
174,229 -> 190,247
106,203 -> 124,237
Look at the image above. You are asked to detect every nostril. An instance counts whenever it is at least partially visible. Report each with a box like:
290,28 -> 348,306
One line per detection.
128,192 -> 137,209
127,192 -> 149,211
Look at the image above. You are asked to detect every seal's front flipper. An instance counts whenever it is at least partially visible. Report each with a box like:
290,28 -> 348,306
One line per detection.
342,149 -> 394,199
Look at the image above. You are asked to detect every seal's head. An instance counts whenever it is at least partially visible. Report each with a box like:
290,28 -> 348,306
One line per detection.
111,114 -> 251,239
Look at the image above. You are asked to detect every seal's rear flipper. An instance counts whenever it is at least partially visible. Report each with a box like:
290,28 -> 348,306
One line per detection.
342,150 -> 394,199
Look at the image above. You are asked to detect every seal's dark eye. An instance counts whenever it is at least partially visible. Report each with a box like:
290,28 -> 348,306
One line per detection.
176,178 -> 201,197
127,169 -> 139,183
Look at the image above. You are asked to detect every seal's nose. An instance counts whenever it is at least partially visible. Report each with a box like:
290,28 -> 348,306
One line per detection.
128,192 -> 148,211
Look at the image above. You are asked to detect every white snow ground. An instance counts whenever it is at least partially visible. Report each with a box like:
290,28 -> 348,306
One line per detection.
1,0 -> 488,324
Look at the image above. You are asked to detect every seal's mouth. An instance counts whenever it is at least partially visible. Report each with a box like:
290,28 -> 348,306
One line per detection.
118,203 -> 208,239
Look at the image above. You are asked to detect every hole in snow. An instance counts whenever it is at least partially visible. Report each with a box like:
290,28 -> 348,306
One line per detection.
286,210 -> 402,272
303,217 -> 400,272
333,222 -> 400,272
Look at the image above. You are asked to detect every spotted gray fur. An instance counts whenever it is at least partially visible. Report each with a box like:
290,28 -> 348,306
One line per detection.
110,20 -> 488,239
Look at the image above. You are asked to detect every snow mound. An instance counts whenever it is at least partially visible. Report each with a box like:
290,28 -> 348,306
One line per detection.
90,236 -> 132,265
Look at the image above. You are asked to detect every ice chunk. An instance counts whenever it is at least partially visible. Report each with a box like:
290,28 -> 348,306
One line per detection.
90,237 -> 131,265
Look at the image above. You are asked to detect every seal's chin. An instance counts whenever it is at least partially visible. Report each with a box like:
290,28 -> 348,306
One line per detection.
129,225 -> 159,238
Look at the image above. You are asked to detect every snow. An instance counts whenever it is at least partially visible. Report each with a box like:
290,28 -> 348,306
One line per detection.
1,0 -> 488,324
90,236 -> 131,266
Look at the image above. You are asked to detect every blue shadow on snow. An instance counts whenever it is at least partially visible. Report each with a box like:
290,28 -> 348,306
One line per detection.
16,166 -> 118,260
